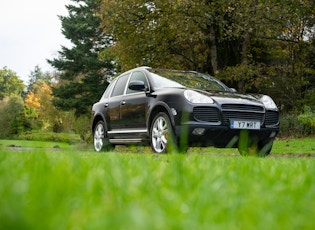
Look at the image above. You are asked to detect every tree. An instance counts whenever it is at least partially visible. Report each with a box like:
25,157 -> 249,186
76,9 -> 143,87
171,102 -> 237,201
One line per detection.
0,67 -> 25,100
0,96 -> 31,137
101,0 -> 262,73
26,65 -> 52,94
252,0 -> 315,110
48,0 -> 115,116
101,0 -> 211,71
25,82 -> 55,129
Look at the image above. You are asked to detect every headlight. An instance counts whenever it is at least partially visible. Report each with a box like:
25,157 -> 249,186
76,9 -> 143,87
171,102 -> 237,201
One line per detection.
260,95 -> 277,109
184,90 -> 214,104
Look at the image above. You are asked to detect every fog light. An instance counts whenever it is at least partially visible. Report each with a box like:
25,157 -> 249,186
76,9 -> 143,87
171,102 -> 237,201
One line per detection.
192,128 -> 205,135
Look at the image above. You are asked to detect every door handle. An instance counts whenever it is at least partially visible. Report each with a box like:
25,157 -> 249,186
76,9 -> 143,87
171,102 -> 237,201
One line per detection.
104,103 -> 109,107
121,100 -> 126,105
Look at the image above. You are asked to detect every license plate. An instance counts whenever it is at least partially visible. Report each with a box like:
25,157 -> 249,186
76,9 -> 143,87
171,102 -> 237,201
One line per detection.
230,120 -> 261,130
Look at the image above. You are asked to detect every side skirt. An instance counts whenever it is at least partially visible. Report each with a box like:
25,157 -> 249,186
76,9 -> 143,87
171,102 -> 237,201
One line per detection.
108,129 -> 149,145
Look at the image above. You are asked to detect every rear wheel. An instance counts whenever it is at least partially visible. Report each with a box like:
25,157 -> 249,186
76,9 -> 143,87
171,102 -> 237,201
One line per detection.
150,112 -> 177,153
93,120 -> 114,152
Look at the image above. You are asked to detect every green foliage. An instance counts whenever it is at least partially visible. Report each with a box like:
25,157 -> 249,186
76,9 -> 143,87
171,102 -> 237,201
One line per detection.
0,96 -> 31,138
217,63 -> 270,93
101,0 -> 315,111
279,113 -> 310,138
48,0 -> 115,116
0,150 -> 314,229
26,65 -> 52,94
302,89 -> 315,110
279,105 -> 315,137
0,67 -> 25,100
72,115 -> 92,142
298,106 -> 315,133
23,106 -> 42,130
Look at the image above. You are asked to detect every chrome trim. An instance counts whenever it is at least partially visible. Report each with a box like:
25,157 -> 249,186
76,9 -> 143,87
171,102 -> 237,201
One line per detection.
110,138 -> 144,144
108,129 -> 148,134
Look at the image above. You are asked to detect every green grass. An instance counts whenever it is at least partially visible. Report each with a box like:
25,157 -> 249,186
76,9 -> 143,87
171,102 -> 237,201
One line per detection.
17,130 -> 82,143
0,139 -> 92,152
272,138 -> 315,154
0,138 -> 315,229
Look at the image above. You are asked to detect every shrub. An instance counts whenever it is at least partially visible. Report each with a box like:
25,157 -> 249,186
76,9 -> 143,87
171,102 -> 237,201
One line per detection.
280,111 -> 315,138
297,106 -> 315,135
73,115 -> 92,143
298,106 -> 315,127
279,113 -> 305,138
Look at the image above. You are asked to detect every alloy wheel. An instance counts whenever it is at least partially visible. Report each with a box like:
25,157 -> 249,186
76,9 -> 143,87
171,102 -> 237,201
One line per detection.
151,114 -> 169,153
94,122 -> 105,152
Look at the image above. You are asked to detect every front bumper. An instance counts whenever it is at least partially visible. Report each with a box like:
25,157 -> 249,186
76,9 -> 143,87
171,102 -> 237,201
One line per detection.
175,122 -> 279,148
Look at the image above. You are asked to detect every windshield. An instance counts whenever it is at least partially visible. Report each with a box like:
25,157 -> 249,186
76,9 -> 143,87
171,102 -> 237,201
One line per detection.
149,69 -> 230,92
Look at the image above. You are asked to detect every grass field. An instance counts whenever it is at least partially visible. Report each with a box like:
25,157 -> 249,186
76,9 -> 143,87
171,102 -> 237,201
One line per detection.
0,138 -> 314,229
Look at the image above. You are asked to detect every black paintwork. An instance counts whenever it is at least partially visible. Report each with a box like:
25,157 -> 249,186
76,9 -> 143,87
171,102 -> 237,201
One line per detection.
92,66 -> 279,150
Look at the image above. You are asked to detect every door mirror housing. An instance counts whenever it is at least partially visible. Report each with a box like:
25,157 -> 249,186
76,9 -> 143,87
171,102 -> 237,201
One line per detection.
129,81 -> 146,91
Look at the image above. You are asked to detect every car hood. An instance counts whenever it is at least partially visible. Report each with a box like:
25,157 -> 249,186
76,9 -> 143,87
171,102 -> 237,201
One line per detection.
195,89 -> 264,107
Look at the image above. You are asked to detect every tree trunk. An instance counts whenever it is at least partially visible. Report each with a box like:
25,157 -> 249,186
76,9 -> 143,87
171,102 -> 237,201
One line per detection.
209,25 -> 218,75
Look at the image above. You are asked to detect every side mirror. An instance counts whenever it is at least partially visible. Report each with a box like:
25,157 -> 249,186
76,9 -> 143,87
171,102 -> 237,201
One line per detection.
128,81 -> 146,91
230,88 -> 237,93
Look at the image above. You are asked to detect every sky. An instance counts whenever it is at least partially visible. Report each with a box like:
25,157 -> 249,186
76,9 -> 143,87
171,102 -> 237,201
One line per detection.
0,0 -> 71,83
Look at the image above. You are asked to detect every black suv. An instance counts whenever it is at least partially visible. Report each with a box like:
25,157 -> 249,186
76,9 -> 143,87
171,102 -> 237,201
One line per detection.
92,67 -> 279,155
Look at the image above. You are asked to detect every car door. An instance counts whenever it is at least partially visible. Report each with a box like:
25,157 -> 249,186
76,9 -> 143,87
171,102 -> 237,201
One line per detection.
120,71 -> 149,130
107,73 -> 130,130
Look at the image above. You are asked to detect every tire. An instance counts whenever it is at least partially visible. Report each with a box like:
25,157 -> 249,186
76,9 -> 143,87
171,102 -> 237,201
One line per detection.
150,112 -> 177,153
93,120 -> 114,152
237,130 -> 273,157
257,140 -> 274,157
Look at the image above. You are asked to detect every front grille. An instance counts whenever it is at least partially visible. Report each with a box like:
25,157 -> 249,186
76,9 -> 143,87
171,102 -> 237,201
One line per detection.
194,104 -> 279,126
193,107 -> 220,122
265,110 -> 280,126
221,104 -> 264,112
222,104 -> 264,123
222,111 -> 264,123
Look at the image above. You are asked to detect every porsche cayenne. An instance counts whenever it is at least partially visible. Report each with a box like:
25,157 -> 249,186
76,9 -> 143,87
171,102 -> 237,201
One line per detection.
92,67 -> 279,155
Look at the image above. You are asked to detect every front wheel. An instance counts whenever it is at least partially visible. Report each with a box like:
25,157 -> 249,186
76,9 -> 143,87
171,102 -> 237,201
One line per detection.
150,112 -> 177,153
93,120 -> 114,152
237,130 -> 274,157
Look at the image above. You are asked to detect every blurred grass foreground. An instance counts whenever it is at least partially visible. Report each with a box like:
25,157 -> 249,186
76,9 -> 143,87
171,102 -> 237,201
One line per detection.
0,148 -> 314,230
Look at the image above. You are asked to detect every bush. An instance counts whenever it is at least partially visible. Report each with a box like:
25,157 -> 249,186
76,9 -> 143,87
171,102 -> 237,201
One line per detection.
279,112 -> 314,138
298,106 -> 315,126
73,115 -> 93,143
297,106 -> 315,135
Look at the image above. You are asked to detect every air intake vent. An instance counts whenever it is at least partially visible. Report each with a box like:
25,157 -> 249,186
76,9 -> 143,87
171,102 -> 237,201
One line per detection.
193,107 -> 220,122
265,111 -> 280,126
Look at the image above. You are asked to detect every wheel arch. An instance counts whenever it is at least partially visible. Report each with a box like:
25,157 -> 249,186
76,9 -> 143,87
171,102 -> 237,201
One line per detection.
147,102 -> 175,133
92,113 -> 106,133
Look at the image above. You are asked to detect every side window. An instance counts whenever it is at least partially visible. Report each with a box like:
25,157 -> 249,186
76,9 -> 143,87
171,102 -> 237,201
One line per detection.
102,79 -> 116,99
126,71 -> 149,94
111,74 -> 129,97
